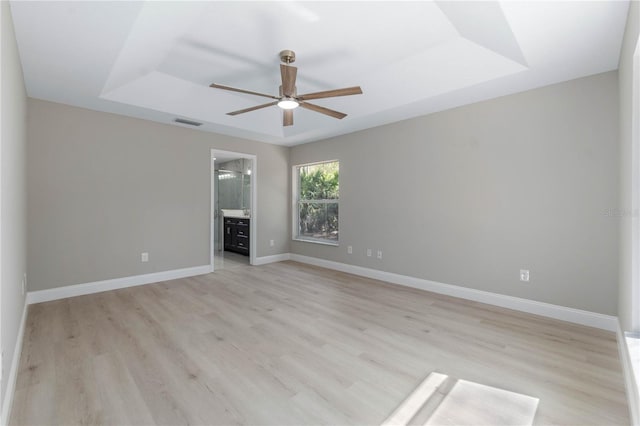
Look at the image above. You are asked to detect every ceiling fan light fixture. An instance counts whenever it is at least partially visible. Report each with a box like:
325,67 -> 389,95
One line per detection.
210,50 -> 362,125
277,97 -> 299,110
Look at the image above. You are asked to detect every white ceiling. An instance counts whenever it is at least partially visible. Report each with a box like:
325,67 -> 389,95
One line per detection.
10,1 -> 629,146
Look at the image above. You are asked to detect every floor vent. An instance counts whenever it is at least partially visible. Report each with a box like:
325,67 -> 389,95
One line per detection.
174,118 -> 203,127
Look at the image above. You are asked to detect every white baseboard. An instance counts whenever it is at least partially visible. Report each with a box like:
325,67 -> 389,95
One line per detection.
289,254 -> 618,331
1,300 -> 28,426
253,253 -> 291,266
26,265 -> 211,305
617,322 -> 640,426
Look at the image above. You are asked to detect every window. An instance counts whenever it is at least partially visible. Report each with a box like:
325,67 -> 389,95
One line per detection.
293,160 -> 339,245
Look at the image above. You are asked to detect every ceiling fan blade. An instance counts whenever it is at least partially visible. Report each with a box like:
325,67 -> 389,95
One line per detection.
298,86 -> 362,101
227,101 -> 278,116
299,102 -> 347,119
210,83 -> 278,100
280,64 -> 298,97
283,109 -> 293,126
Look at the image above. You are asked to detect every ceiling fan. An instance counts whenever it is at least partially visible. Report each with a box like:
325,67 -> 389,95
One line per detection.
209,50 -> 363,127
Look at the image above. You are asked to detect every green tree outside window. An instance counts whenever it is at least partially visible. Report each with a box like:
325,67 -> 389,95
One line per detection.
297,161 -> 339,243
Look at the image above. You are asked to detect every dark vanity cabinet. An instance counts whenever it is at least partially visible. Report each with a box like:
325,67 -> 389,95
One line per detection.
224,217 -> 250,255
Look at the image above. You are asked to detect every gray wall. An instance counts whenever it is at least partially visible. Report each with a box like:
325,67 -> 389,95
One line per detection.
618,0 -> 640,332
27,99 -> 290,291
1,0 -> 28,412
291,71 -> 619,316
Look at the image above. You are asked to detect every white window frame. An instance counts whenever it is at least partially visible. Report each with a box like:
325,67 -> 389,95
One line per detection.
292,160 -> 339,246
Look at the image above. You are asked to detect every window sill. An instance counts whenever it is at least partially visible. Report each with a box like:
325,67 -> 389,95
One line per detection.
293,237 -> 339,247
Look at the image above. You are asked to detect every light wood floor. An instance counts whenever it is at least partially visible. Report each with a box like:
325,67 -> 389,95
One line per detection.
213,250 -> 249,271
10,261 -> 629,425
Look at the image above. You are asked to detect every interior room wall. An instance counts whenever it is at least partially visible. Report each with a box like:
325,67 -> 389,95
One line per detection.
618,0 -> 640,333
27,99 -> 289,292
290,71 -> 619,316
1,0 -> 28,416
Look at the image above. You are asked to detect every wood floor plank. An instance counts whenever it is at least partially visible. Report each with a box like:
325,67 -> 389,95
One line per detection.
9,260 -> 630,425
92,351 -> 155,425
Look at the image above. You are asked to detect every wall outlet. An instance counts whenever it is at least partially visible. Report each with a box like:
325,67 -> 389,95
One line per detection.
377,250 -> 383,260
520,269 -> 530,282
22,272 -> 27,296
347,246 -> 353,254
141,252 -> 149,262
269,239 -> 275,247
366,248 -> 372,257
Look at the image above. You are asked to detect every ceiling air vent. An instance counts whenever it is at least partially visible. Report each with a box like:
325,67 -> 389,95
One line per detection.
174,118 -> 202,127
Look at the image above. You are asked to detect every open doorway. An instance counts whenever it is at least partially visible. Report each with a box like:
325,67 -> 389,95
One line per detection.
210,149 -> 257,271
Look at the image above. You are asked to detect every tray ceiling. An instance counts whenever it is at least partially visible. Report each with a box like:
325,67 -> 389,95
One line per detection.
9,1 -> 629,146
